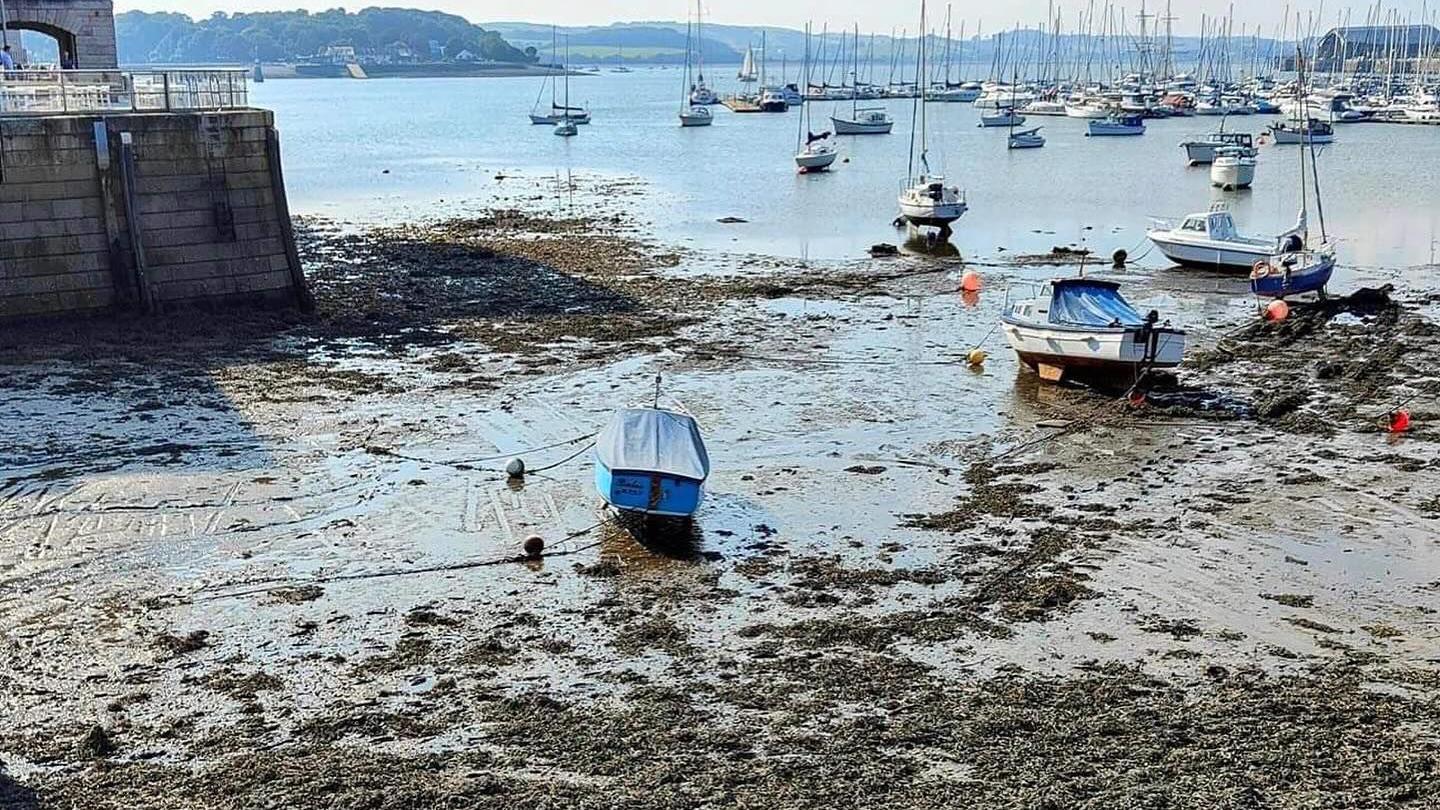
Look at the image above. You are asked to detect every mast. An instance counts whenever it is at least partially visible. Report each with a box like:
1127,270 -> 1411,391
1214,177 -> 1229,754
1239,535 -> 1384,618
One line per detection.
695,0 -> 705,87
908,0 -> 928,180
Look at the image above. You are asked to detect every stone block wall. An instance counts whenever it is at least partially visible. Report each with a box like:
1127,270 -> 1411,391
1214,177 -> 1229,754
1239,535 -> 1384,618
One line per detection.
5,0 -> 120,69
0,109 -> 309,320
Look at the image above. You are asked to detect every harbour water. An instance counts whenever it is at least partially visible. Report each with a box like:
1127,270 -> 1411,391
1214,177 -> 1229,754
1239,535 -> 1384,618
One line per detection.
259,68 -> 1440,276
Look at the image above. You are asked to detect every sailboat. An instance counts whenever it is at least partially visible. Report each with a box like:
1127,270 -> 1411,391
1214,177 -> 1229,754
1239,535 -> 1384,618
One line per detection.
897,0 -> 967,234
831,26 -> 894,134
688,0 -> 718,105
795,24 -> 838,173
678,20 -> 713,127
737,44 -> 759,100
1250,52 -> 1335,300
530,27 -> 591,125
554,38 -> 579,137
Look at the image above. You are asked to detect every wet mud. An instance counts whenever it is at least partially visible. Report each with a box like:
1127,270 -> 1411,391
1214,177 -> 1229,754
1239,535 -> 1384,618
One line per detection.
2,181 -> 1439,807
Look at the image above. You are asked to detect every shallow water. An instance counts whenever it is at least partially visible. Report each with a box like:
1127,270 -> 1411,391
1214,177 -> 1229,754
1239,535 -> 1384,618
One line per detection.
257,69 -> 1440,274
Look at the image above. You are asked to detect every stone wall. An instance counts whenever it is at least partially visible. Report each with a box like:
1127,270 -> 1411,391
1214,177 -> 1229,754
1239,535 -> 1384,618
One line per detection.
0,109 -> 309,320
4,0 -> 119,69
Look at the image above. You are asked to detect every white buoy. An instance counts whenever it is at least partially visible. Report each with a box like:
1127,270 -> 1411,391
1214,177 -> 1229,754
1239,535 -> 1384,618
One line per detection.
506,458 -> 526,479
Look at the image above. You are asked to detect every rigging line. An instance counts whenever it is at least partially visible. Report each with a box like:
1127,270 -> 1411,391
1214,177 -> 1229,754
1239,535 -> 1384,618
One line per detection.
187,520 -> 612,603
368,432 -> 597,467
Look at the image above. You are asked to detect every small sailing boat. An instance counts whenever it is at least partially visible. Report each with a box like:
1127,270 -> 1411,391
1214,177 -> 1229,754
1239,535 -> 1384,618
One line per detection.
1251,55 -> 1336,300
794,24 -> 837,173
980,109 -> 1025,127
1001,278 -> 1187,385
553,38 -> 579,137
1210,146 -> 1256,190
531,29 -> 591,126
1181,130 -> 1256,165
1008,126 -> 1045,149
831,26 -> 894,135
897,0 -> 966,235
594,403 -> 711,520
678,20 -> 713,127
688,0 -> 718,106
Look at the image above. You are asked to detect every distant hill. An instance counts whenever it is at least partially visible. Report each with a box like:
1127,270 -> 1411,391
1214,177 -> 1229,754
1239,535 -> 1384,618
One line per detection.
484,23 -> 742,65
116,9 -> 533,65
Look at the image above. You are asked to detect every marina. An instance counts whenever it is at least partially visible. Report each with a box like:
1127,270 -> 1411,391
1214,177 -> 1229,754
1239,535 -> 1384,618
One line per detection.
3,2 -> 1440,807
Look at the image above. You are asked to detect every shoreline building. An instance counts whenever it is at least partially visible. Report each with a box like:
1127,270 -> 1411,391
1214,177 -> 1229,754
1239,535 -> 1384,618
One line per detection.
1,0 -> 310,320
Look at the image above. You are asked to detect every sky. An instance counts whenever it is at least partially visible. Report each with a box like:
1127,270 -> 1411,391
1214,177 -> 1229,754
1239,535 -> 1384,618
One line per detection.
114,1 -> 1440,36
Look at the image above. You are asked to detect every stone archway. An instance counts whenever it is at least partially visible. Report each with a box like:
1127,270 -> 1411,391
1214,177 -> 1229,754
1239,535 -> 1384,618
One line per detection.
2,0 -> 116,69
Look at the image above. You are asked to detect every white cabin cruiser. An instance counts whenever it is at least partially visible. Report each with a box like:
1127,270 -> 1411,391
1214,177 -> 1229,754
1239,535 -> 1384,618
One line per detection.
1210,146 -> 1256,190
1181,131 -> 1256,165
1147,207 -> 1304,271
832,107 -> 894,134
1002,278 -> 1186,384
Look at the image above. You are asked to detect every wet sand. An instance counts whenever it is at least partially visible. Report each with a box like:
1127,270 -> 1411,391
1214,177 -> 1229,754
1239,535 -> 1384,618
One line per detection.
2,174 -> 1438,807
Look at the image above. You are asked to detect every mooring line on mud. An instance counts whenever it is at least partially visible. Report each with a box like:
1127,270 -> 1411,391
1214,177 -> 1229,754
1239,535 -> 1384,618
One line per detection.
186,519 -> 612,604
366,433 -> 598,473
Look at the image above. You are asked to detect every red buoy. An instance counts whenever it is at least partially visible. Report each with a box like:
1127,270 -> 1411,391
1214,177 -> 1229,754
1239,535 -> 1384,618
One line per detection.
1265,299 -> 1290,322
1389,409 -> 1412,434
961,271 -> 983,292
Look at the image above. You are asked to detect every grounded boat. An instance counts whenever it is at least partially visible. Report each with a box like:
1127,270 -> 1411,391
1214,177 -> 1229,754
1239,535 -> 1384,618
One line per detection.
1008,126 -> 1045,149
1087,114 -> 1146,136
594,408 -> 710,519
1252,56 -> 1337,301
896,0 -> 966,234
1181,131 -> 1256,165
1147,207 -> 1304,271
1002,278 -> 1186,384
1210,146 -> 1256,190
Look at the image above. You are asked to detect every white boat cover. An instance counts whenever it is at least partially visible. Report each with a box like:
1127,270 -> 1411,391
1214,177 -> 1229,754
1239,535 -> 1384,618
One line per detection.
597,409 -> 711,481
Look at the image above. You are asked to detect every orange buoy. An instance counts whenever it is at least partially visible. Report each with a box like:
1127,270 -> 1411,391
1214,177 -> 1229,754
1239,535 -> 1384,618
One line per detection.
1389,409 -> 1412,433
966,348 -> 988,367
961,289 -> 981,308
1265,299 -> 1290,322
961,271 -> 983,292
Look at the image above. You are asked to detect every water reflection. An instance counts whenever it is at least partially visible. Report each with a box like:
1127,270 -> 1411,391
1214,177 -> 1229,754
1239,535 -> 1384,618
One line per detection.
902,233 -> 962,258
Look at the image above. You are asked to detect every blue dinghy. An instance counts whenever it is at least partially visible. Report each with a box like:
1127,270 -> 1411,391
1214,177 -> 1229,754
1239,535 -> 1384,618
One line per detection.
595,408 -> 710,519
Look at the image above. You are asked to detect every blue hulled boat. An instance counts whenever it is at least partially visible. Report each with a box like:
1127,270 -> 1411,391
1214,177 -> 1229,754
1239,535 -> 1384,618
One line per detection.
594,408 -> 710,519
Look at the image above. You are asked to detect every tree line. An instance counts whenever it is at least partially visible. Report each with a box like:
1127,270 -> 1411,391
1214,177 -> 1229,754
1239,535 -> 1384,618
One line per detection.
116,9 -> 534,64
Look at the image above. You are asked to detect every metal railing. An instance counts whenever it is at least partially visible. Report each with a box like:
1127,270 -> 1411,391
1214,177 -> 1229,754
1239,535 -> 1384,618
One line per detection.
0,69 -> 250,116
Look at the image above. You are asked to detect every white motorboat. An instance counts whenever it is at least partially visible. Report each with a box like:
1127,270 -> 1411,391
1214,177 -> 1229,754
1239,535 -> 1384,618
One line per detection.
896,0 -> 966,234
1002,278 -> 1186,384
1021,99 -> 1068,116
1147,207 -> 1304,271
1181,131 -> 1256,165
1008,126 -> 1045,149
554,118 -> 578,137
1065,100 -> 1112,118
930,84 -> 981,102
1087,114 -> 1145,136
1210,147 -> 1256,190
1404,105 -> 1440,124
980,109 -> 1025,127
689,85 -> 719,105
832,107 -> 894,134
1268,119 -> 1334,145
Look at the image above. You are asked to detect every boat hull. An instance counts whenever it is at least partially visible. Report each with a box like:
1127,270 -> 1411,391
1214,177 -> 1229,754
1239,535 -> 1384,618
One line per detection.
1002,318 -> 1186,382
1210,161 -> 1256,190
898,200 -> 967,228
679,111 -> 713,127
831,116 -> 893,135
795,149 -> 838,172
1147,234 -> 1271,271
595,464 -> 705,518
1088,122 -> 1145,136
530,111 -> 591,125
1250,255 -> 1335,298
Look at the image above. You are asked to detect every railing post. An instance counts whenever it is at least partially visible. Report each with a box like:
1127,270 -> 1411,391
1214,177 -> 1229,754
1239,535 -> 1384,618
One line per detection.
163,72 -> 171,111
59,70 -> 67,113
